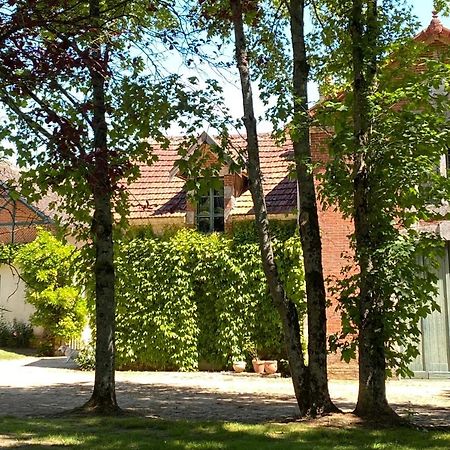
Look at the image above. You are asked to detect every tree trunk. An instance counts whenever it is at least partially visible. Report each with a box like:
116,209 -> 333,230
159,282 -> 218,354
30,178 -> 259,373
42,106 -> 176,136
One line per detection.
230,0 -> 311,417
350,0 -> 395,419
81,0 -> 119,414
289,0 -> 338,415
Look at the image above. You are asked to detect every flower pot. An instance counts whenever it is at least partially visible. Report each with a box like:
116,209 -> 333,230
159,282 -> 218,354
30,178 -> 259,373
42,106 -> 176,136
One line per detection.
264,360 -> 278,375
252,359 -> 265,374
233,361 -> 246,373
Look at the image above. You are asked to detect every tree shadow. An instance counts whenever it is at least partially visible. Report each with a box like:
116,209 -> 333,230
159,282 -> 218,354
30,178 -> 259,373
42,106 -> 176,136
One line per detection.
0,347 -> 37,357
25,357 -> 78,370
0,380 -> 448,428
0,415 -> 449,450
0,381 -> 299,423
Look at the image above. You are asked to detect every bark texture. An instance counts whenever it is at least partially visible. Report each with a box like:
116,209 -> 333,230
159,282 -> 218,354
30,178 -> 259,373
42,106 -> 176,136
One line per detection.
81,0 -> 119,414
289,0 -> 338,415
230,0 -> 310,416
350,0 -> 395,418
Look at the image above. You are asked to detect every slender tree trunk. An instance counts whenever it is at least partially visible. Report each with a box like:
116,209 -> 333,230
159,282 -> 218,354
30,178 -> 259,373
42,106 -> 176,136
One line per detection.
81,0 -> 119,414
350,0 -> 395,418
289,0 -> 338,415
230,0 -> 311,417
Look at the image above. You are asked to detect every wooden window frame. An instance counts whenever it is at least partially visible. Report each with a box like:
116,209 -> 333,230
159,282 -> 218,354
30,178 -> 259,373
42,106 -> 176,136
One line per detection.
195,180 -> 224,233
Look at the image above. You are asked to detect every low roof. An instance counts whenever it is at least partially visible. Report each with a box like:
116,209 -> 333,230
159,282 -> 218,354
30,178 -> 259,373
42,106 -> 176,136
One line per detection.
0,161 -> 56,224
127,133 -> 297,221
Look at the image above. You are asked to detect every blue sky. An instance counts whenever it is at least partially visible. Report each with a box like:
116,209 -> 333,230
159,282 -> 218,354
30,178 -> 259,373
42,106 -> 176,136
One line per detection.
413,0 -> 449,26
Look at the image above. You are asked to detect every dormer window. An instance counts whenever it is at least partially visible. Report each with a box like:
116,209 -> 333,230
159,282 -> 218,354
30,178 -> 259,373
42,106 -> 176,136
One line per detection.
196,180 -> 224,233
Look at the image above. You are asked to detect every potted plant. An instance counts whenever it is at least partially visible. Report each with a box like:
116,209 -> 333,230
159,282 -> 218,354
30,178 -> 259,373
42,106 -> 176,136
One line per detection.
264,360 -> 278,374
252,359 -> 265,374
232,360 -> 246,373
247,345 -> 265,374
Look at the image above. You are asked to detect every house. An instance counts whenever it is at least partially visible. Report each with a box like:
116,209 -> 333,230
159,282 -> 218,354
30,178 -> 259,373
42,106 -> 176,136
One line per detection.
0,162 -> 54,324
126,130 -> 353,374
126,15 -> 450,378
1,15 -> 448,377
127,132 -> 298,233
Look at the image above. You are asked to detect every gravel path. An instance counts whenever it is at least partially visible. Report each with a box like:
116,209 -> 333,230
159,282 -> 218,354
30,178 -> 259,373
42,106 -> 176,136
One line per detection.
0,357 -> 448,426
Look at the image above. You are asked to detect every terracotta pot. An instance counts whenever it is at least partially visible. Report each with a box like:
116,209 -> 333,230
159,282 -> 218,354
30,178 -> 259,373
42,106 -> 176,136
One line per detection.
264,360 -> 278,375
233,361 -> 246,373
252,359 -> 265,374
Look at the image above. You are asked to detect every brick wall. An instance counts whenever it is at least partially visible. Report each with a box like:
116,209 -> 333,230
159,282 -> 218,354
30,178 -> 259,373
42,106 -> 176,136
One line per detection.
310,128 -> 358,377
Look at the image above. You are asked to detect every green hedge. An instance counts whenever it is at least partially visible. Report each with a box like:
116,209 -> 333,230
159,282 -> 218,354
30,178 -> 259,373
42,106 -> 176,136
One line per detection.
115,225 -> 305,371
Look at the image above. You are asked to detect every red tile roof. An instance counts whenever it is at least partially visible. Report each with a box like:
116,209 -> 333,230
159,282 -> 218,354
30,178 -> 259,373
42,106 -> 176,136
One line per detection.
127,133 -> 297,221
415,11 -> 450,43
0,162 -> 60,222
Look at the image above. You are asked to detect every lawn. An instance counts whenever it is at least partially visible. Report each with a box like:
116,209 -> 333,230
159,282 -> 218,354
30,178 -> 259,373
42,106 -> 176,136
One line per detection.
0,348 -> 31,360
0,417 -> 448,449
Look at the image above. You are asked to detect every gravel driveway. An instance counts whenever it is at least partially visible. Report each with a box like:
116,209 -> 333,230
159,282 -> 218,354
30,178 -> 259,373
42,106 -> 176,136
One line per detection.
0,356 -> 448,426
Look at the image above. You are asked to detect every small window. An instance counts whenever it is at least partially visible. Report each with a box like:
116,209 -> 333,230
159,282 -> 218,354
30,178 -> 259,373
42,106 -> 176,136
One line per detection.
196,181 -> 224,233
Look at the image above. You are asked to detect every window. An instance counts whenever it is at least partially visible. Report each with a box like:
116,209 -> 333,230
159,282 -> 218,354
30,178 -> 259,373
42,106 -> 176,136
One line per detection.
196,180 -> 224,233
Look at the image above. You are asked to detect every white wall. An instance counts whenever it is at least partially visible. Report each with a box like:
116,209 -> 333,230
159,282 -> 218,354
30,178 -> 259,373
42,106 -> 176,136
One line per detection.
0,263 -> 34,324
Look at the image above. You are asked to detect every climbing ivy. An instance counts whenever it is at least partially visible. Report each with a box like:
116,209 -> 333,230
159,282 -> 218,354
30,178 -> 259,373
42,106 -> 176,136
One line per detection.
114,227 -> 305,371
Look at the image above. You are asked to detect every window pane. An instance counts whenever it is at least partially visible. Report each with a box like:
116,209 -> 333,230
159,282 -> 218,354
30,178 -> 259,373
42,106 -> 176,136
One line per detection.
197,217 -> 211,233
198,196 -> 210,214
214,183 -> 224,196
214,216 -> 224,232
214,196 -> 224,214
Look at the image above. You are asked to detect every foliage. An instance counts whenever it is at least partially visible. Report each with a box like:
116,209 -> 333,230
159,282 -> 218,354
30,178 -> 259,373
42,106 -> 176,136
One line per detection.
76,344 -> 96,371
0,317 -> 33,348
308,0 -> 419,95
0,0 -> 231,238
0,0 -> 232,407
231,219 -> 298,244
113,227 -> 305,371
0,244 -> 18,265
14,229 -> 86,346
0,416 -> 449,449
314,3 -> 450,377
435,0 -> 450,17
328,232 -> 444,377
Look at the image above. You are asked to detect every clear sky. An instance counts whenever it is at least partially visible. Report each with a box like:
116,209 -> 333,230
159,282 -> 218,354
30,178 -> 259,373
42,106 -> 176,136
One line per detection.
413,0 -> 449,26
221,1 -> 450,134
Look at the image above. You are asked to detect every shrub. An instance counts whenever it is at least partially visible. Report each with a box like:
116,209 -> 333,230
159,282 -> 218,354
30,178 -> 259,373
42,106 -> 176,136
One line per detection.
14,229 -> 86,352
0,316 -> 33,348
76,344 -> 95,371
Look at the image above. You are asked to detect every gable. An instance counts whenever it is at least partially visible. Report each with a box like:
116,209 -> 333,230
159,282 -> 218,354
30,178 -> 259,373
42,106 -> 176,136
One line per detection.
127,132 -> 304,223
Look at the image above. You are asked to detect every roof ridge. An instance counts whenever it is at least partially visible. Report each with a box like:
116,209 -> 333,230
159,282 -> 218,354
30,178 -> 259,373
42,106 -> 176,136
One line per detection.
415,11 -> 450,42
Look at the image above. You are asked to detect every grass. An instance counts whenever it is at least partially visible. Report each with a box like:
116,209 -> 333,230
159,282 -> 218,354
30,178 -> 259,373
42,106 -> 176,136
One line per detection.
0,348 -> 31,360
0,417 -> 448,449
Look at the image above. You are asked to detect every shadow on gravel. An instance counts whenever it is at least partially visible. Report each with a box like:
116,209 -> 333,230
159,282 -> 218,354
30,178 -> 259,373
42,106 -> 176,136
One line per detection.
25,357 -> 78,370
0,381 -> 448,428
0,381 -> 299,423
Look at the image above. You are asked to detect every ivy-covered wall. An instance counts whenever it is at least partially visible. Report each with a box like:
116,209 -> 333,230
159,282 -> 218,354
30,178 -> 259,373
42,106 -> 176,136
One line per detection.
114,222 -> 305,371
